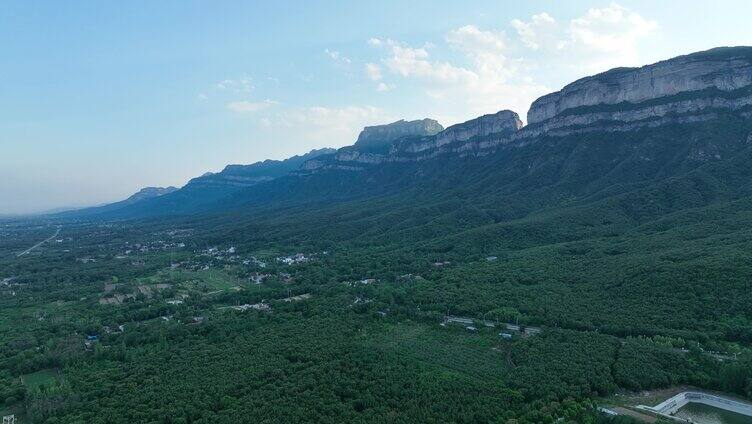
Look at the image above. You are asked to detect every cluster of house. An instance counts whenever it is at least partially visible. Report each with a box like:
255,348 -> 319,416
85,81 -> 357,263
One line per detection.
396,274 -> 422,282
162,246 -> 244,272
242,256 -> 267,268
76,257 -> 97,264
248,271 -> 292,285
84,334 -> 100,350
276,253 -> 311,265
168,259 -> 211,271
224,292 -> 312,313
0,277 -> 16,297
249,273 -> 269,285
353,295 -> 371,305
99,283 -> 172,305
103,324 -> 126,334
501,323 -> 542,337
201,246 -> 240,261
281,293 -> 311,302
276,251 -> 330,265
158,228 -> 195,238
440,315 -> 542,338
344,278 -> 378,286
116,240 -> 186,258
192,246 -> 273,271
231,302 -> 272,312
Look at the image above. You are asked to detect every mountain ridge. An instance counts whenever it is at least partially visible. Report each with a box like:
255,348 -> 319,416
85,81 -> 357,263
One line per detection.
58,46 -> 752,220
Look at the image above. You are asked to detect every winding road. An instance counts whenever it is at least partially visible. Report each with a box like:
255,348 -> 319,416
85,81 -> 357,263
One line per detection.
17,226 -> 60,257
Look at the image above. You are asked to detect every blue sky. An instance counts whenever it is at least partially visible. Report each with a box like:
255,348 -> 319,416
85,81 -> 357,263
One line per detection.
2,1 -> 751,214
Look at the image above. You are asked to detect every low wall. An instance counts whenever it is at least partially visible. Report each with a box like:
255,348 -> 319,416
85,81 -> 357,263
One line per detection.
644,391 -> 752,417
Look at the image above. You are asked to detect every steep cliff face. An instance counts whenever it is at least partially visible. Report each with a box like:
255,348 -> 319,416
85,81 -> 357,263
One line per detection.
65,46 -> 752,221
525,47 -> 752,133
301,110 -> 523,171
354,119 -> 444,150
396,110 -> 522,154
304,48 -> 752,174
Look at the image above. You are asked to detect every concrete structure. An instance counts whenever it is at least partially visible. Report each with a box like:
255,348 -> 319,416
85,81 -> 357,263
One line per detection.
445,316 -> 474,325
597,407 -> 618,416
282,293 -> 311,302
639,391 -> 752,420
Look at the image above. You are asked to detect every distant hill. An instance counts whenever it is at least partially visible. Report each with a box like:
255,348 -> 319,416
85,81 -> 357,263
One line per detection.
56,186 -> 177,218
123,186 -> 179,203
62,147 -> 335,218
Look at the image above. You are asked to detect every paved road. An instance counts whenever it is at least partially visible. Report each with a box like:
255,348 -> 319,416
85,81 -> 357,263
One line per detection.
17,227 -> 60,257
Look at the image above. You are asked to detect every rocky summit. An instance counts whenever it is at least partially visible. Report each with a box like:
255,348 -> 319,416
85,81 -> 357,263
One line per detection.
354,118 -> 444,149
397,110 -> 523,154
302,110 -> 525,172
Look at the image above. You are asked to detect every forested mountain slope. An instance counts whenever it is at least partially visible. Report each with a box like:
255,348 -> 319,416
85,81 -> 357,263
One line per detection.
13,46 -> 752,423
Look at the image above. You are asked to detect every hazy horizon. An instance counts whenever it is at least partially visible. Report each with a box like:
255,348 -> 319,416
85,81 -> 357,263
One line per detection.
3,0 -> 752,214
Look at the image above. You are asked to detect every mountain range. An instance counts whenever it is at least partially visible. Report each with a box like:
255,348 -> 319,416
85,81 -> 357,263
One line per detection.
63,46 -> 752,224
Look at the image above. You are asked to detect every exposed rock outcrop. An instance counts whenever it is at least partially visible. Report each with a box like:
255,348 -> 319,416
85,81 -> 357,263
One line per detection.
305,47 -> 752,173
525,47 -> 752,133
354,119 -> 444,150
302,111 -> 523,171
396,110 -> 522,154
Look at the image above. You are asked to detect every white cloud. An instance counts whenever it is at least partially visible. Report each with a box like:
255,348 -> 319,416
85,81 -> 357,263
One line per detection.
226,99 -> 278,113
325,48 -> 351,64
382,40 -> 477,85
446,25 -> 506,55
373,33 -> 548,123
364,63 -> 382,81
270,105 -> 391,145
568,3 -> 658,69
510,3 -> 658,72
368,38 -> 383,47
511,12 -> 558,50
366,63 -> 392,91
216,77 -> 253,93
376,82 -> 392,92
445,25 -> 510,76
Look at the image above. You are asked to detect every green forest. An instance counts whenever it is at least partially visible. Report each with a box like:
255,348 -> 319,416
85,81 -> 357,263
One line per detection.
2,117 -> 752,423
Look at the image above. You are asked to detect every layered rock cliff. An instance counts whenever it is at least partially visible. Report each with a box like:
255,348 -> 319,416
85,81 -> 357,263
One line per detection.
301,111 -> 523,171
303,48 -> 752,174
396,110 -> 522,154
524,47 -> 752,135
68,46 -> 752,219
354,119 -> 444,150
